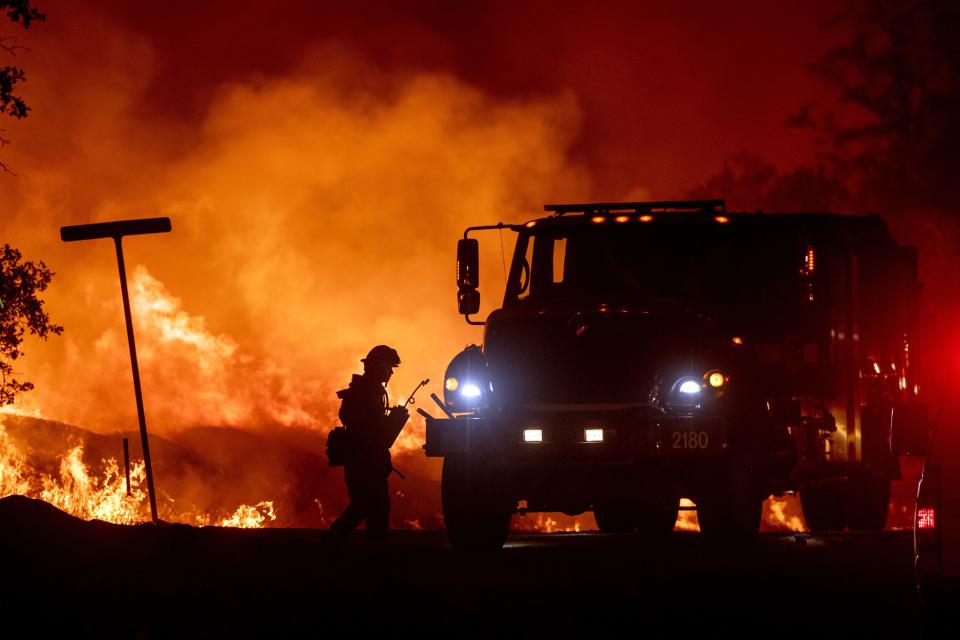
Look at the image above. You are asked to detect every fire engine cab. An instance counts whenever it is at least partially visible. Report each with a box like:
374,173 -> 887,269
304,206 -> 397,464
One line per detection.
423,200 -> 930,551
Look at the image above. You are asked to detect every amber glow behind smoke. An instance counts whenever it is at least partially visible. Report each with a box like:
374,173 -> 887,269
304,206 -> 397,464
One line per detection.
4,41 -> 588,437
0,12 -> 592,528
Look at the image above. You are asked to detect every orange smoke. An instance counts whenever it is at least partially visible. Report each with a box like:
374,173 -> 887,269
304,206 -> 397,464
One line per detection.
0,9 -> 593,529
3,47 -> 588,438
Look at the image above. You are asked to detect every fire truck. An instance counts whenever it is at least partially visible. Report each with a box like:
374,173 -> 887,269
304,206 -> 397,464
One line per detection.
422,200 -> 929,551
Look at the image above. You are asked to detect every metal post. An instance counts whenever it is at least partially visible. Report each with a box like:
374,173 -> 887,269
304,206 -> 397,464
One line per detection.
114,237 -> 159,523
60,217 -> 171,525
122,437 -> 131,496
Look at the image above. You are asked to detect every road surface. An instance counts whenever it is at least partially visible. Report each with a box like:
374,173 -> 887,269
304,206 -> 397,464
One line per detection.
0,496 -> 930,636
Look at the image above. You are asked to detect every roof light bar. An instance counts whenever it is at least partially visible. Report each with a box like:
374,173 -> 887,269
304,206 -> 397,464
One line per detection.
544,199 -> 725,217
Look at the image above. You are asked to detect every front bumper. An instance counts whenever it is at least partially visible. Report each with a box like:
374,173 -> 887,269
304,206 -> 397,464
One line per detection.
424,406 -> 729,463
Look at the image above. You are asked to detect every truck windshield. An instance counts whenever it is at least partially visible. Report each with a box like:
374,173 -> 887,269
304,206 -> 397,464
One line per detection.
506,223 -> 802,315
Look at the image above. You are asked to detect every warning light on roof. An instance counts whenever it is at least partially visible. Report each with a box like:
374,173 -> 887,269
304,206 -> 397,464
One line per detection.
591,216 -> 606,224
714,215 -> 730,224
615,215 -> 630,223
639,215 -> 654,223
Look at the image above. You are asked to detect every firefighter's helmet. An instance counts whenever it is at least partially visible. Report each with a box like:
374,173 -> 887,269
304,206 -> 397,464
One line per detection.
362,345 -> 401,367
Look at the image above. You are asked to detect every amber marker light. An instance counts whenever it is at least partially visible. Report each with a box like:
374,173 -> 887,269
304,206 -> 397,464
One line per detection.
707,371 -> 726,388
591,216 -> 606,224
615,215 -> 630,223
525,221 -> 537,228
714,215 -> 730,224
445,377 -> 459,392
732,336 -> 743,345
639,215 -> 654,223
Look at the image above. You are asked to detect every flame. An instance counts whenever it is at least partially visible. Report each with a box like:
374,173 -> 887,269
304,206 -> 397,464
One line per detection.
1,420 -> 147,524
213,501 -> 277,528
516,513 -> 585,533
40,445 -> 147,525
1,419 -> 279,528
764,496 -> 805,532
675,499 -> 700,531
0,422 -> 34,499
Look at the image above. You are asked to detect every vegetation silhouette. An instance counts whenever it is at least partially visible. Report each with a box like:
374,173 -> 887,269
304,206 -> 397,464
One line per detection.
0,0 -> 45,174
0,243 -> 62,405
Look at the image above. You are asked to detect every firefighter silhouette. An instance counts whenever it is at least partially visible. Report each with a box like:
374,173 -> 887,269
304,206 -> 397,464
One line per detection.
331,345 -> 409,540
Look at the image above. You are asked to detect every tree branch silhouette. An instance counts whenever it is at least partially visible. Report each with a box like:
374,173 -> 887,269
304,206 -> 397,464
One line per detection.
0,0 -> 45,175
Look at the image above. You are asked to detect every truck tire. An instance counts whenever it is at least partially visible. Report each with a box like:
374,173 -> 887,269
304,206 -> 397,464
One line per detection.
845,470 -> 890,531
441,455 -> 512,552
595,493 -> 679,534
696,460 -> 764,541
593,504 -> 636,533
800,485 -> 846,531
634,494 -> 680,535
696,494 -> 763,541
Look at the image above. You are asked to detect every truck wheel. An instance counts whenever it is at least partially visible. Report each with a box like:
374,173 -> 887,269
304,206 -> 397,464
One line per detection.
697,461 -> 764,541
696,494 -> 763,541
634,494 -> 680,535
799,486 -> 846,531
593,504 -> 636,533
845,471 -> 890,531
441,455 -> 512,552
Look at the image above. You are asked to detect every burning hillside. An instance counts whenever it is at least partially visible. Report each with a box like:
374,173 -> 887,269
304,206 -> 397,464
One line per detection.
0,410 -> 446,529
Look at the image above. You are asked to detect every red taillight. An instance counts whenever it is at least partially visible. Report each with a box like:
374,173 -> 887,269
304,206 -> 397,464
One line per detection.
916,462 -> 941,549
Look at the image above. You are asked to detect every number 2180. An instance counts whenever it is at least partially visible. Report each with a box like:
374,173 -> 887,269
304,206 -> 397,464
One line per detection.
672,431 -> 709,449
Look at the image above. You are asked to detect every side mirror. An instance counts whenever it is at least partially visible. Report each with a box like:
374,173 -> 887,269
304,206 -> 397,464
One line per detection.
457,239 -> 479,289
458,288 -> 480,315
457,238 -> 480,316
891,403 -> 931,456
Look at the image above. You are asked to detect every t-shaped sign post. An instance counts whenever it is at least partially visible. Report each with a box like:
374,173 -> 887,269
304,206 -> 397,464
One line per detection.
60,217 -> 172,524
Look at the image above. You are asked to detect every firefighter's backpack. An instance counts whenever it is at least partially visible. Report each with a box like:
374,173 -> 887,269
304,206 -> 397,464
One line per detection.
325,426 -> 351,467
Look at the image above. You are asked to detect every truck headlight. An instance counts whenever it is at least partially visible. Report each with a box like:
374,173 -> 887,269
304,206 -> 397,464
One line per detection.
443,345 -> 488,410
461,383 -> 482,398
678,379 -> 702,395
